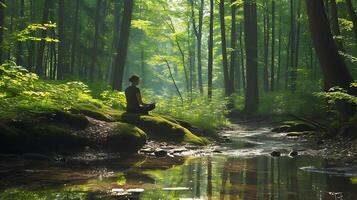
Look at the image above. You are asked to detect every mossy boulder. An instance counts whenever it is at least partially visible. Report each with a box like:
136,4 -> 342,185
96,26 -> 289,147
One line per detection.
0,120 -> 89,153
120,113 -> 208,145
272,121 -> 316,133
71,103 -> 123,122
103,122 -> 147,152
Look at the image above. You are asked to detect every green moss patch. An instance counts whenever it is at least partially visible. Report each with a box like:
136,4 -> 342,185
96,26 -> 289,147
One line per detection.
104,122 -> 147,152
121,113 -> 208,145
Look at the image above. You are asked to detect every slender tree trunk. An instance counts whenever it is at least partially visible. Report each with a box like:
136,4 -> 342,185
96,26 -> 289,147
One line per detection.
219,0 -> 230,96
57,0 -> 65,80
345,0 -> 357,43
0,0 -> 4,64
306,0 -> 356,121
208,0 -> 214,99
36,0 -> 51,77
230,0 -> 237,94
27,0 -> 35,71
285,30 -> 291,90
329,0 -> 344,51
291,0 -> 301,91
289,0 -> 295,90
90,0 -> 102,81
263,1 -> 269,92
113,0 -> 134,91
70,0 -> 80,75
111,1 -> 122,82
270,0 -> 275,91
277,1 -> 282,90
16,0 -> 25,66
239,23 -> 246,93
244,0 -> 259,113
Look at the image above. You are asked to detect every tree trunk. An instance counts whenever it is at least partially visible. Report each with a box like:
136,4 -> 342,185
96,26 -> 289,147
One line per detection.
291,0 -> 301,91
230,0 -> 237,94
111,1 -> 122,82
306,0 -> 356,120
244,0 -> 259,113
113,0 -> 134,91
36,0 -> 51,77
270,0 -> 275,91
70,0 -> 80,75
27,0 -> 35,71
263,1 -> 269,92
0,0 -> 4,64
329,0 -> 344,51
289,0 -> 295,90
57,0 -> 65,80
90,0 -> 102,81
16,0 -> 25,66
277,1 -> 282,90
239,23 -> 246,93
345,0 -> 357,43
208,0 -> 214,99
219,0 -> 230,96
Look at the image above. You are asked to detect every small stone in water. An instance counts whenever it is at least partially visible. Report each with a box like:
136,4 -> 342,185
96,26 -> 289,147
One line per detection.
154,150 -> 167,157
126,188 -> 144,193
289,151 -> 298,157
270,151 -> 281,157
317,140 -> 324,145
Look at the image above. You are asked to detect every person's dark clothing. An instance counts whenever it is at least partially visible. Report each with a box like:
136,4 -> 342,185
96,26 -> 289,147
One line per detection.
125,85 -> 155,114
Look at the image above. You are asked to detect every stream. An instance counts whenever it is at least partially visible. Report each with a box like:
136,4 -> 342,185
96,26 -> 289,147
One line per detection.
0,122 -> 356,199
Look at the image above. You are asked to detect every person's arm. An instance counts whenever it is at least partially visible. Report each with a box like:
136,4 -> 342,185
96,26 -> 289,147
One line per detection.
136,92 -> 146,106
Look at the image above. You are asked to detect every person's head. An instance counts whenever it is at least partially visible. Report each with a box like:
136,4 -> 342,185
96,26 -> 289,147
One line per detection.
129,75 -> 140,86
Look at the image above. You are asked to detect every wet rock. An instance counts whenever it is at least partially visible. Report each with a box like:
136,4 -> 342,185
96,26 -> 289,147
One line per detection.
213,149 -> 222,153
317,140 -> 324,145
154,149 -> 167,157
224,138 -> 232,143
289,151 -> 298,157
140,148 -> 154,154
21,153 -> 53,161
270,151 -> 281,157
272,121 -> 316,133
286,131 -> 313,137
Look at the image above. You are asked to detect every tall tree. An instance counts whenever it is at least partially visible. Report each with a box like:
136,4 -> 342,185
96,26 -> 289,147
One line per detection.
270,0 -> 275,91
36,0 -> 51,77
263,1 -> 269,92
345,0 -> 357,44
111,1 -> 122,82
244,0 -> 259,113
329,0 -> 344,51
190,0 -> 204,94
16,0 -> 25,66
90,0 -> 102,81
0,0 -> 4,64
306,0 -> 356,120
229,0 -> 237,94
291,0 -> 301,91
207,0 -> 214,99
70,0 -> 80,74
113,0 -> 134,91
57,0 -> 65,80
219,0 -> 230,96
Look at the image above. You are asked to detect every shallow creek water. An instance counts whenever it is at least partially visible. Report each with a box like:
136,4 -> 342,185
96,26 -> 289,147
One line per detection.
0,122 -> 356,199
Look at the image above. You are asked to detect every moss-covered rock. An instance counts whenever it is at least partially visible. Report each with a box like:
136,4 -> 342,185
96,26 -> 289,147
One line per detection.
72,103 -> 123,122
0,120 -> 89,153
272,121 -> 316,133
120,113 -> 208,145
103,122 -> 147,152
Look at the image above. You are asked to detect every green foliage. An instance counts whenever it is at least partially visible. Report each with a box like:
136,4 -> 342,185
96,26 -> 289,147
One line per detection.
0,63 -> 102,117
316,84 -> 357,106
100,90 -> 126,109
253,90 -> 327,117
145,90 -> 228,131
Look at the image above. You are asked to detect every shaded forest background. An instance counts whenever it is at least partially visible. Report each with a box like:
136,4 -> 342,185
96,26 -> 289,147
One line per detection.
0,0 -> 356,130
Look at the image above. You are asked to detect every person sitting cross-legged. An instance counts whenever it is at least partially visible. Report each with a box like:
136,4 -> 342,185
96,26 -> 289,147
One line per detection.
124,75 -> 155,115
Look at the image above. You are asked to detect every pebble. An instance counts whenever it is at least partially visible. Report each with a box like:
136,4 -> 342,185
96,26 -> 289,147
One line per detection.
289,151 -> 298,157
154,150 -> 167,157
270,151 -> 281,157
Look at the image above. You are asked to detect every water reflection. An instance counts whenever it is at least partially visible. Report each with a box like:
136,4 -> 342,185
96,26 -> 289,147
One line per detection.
0,155 -> 356,199
141,155 -> 357,200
